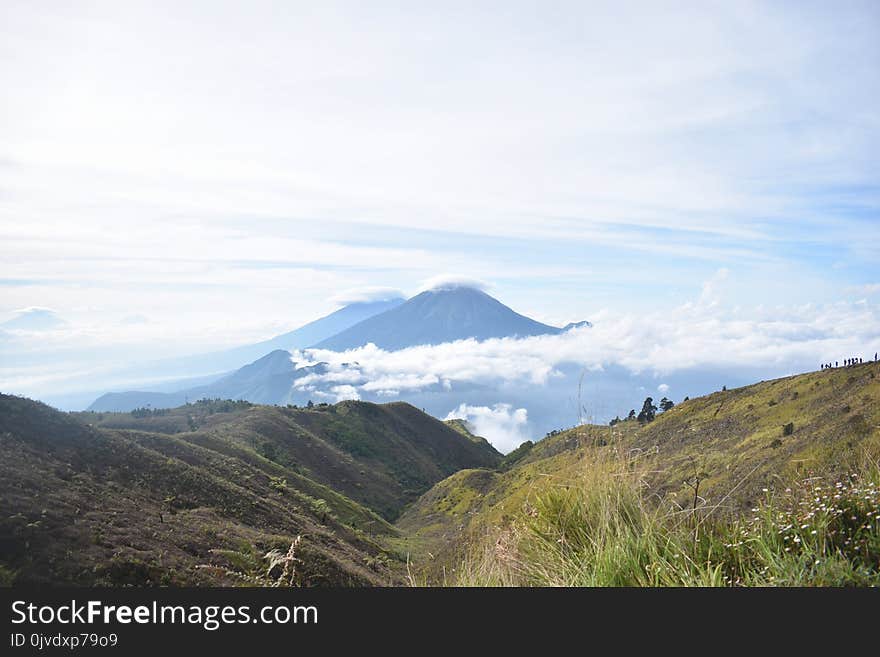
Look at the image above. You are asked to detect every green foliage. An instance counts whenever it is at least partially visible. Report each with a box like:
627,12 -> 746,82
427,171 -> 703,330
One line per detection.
456,462 -> 880,587
268,476 -> 287,493
637,397 -> 657,424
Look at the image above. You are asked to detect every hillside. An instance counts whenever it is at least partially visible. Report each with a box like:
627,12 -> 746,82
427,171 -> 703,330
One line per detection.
0,394 -> 499,586
399,362 -> 880,579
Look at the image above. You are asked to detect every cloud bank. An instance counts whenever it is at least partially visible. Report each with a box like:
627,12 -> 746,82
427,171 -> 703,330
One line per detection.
445,403 -> 530,454
294,299 -> 878,391
287,297 -> 880,450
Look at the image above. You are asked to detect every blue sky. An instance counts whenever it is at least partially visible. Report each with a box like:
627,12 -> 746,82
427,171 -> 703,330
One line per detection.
1,1 -> 878,369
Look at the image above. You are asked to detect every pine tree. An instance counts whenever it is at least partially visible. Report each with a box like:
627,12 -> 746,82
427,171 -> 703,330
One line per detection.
637,397 -> 657,423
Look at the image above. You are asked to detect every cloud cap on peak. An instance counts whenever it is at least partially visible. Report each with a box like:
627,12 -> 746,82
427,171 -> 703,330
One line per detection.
418,274 -> 491,294
330,286 -> 406,305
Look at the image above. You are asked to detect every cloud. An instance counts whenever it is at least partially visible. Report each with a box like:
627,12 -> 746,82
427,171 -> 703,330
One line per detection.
699,268 -> 730,307
445,403 -> 529,454
10,306 -> 57,314
119,314 -> 150,325
330,287 -> 406,305
290,297 -> 879,412
658,383 -> 670,394
417,274 -> 491,294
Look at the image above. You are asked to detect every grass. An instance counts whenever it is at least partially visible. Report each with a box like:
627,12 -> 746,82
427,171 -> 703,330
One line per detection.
454,448 -> 880,586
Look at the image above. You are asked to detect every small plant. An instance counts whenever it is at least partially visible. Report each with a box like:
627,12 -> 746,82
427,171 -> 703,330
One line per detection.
263,537 -> 303,587
782,422 -> 794,436
268,476 -> 287,493
205,537 -> 304,587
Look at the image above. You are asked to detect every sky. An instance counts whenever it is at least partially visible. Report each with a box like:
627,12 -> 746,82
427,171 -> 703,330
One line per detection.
1,1 -> 879,404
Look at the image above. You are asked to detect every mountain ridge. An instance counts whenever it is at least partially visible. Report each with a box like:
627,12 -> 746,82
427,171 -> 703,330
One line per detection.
313,286 -> 573,352
0,393 -> 500,585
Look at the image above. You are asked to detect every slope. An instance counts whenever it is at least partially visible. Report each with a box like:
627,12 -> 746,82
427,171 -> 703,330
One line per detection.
398,361 -> 880,574
1,394 -> 500,585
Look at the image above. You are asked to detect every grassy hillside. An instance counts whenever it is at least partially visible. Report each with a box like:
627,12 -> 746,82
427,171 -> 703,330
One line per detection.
399,362 -> 880,583
1,395 -> 498,586
78,399 -> 500,521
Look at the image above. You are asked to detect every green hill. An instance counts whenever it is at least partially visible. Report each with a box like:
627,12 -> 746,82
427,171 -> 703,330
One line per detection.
0,395 -> 499,586
399,362 -> 880,582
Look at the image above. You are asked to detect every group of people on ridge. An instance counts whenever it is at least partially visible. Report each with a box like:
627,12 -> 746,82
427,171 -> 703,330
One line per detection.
820,353 -> 877,370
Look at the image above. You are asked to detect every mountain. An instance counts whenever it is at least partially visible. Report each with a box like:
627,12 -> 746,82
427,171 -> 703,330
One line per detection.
120,296 -> 405,381
0,393 -> 500,585
312,286 -> 575,352
399,361 -> 880,583
86,286 -> 589,413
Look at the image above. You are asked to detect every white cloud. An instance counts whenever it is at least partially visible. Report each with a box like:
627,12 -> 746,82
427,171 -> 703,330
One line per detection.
329,287 -> 405,305
658,383 -> 670,394
699,268 -> 730,307
329,385 -> 361,402
417,274 -> 491,294
289,297 -> 880,411
445,403 -> 530,454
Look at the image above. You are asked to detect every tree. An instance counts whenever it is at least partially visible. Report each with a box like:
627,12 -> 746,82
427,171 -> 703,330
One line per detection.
659,397 -> 674,412
637,397 -> 657,424
306,400 -> 314,409
609,416 -> 621,427
627,409 -> 636,421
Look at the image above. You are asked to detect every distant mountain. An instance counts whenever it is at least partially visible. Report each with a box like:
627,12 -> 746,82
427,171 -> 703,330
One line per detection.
312,286 -> 575,351
0,307 -> 66,332
131,297 -> 405,380
86,287 -> 592,414
88,349 -> 307,411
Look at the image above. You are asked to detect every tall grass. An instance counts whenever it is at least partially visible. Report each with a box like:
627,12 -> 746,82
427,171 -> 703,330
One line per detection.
455,454 -> 880,587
